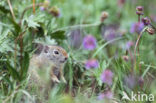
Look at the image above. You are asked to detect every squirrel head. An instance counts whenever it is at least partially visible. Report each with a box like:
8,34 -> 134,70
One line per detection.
34,43 -> 68,67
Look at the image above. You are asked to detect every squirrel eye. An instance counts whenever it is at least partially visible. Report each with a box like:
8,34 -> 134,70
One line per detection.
53,50 -> 59,55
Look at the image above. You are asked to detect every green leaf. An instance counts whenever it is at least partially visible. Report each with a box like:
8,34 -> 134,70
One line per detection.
25,15 -> 40,28
21,52 -> 30,80
6,61 -> 20,81
49,30 -> 66,40
8,17 -> 21,36
93,37 -> 123,57
3,76 -> 14,90
142,64 -> 151,78
0,5 -> 10,13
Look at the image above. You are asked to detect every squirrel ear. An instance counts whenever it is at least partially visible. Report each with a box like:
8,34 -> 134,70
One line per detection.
44,45 -> 49,53
33,43 -> 44,54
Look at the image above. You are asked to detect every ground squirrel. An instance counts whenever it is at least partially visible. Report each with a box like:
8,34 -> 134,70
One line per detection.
28,43 -> 68,88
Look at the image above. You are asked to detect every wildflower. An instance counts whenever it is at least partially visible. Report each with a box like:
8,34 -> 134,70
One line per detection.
40,0 -> 49,11
101,24 -> 119,42
40,6 -> 45,11
49,6 -> 62,17
85,59 -> 99,69
138,77 -> 144,88
98,93 -> 105,100
122,55 -> 129,61
100,11 -> 109,22
146,27 -> 155,35
136,6 -> 143,15
104,29 -> 116,41
98,91 -> 113,100
101,69 -> 114,85
69,29 -> 82,48
136,6 -> 143,11
142,17 -> 151,26
125,41 -> 134,50
82,35 -> 97,50
130,22 -> 144,34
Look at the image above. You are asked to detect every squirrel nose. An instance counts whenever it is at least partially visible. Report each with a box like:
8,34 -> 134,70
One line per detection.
64,57 -> 68,61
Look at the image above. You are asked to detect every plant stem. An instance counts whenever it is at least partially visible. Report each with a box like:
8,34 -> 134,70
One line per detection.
14,28 -> 27,70
7,0 -> 16,20
33,0 -> 35,14
19,3 -> 43,25
134,27 -> 147,71
138,15 -> 140,23
52,22 -> 101,34
128,50 -> 134,71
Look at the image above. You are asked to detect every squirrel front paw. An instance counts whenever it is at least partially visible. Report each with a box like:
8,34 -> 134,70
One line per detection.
52,77 -> 60,83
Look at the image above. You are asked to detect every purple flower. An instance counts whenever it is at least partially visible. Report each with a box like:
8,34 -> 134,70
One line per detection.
40,6 -> 45,11
130,22 -> 144,34
101,24 -> 119,42
136,6 -> 143,11
98,93 -> 105,100
101,69 -> 114,85
125,41 -> 134,50
98,91 -> 113,100
142,17 -> 151,26
136,6 -> 144,15
82,35 -> 97,50
104,29 -> 116,41
85,59 -> 99,69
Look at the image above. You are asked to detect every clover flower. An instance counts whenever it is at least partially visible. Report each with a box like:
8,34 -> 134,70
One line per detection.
130,22 -> 144,34
82,35 -> 97,50
136,6 -> 144,15
101,69 -> 114,85
85,59 -> 99,69
104,29 -> 116,41
40,6 -> 45,11
98,91 -> 113,100
142,17 -> 151,26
